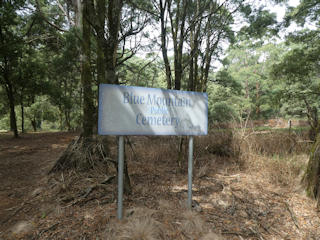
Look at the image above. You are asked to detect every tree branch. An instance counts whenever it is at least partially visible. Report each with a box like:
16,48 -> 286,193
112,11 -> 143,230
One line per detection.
35,0 -> 67,32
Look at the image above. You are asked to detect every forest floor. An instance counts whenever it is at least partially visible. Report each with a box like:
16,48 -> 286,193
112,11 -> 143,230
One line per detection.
0,132 -> 320,240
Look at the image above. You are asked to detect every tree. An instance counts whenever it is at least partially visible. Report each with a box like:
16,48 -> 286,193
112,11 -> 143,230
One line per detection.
271,44 -> 320,138
216,38 -> 289,121
48,0 -> 152,194
0,0 -> 26,137
272,0 -> 320,206
155,0 -> 237,91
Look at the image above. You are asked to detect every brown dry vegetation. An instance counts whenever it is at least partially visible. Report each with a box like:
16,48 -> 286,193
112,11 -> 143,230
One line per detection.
0,130 -> 319,239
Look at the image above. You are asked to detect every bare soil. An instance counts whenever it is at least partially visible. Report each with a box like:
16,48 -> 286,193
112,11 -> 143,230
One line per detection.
0,132 -> 319,239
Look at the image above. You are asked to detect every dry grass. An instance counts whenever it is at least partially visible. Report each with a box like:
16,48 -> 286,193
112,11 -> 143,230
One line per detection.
232,128 -> 311,187
200,232 -> 224,240
118,217 -> 162,240
102,206 -> 225,240
180,210 -> 207,238
130,128 -> 310,188
104,207 -> 163,240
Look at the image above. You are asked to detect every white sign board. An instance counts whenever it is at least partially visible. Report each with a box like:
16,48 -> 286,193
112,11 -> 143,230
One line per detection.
98,84 -> 208,136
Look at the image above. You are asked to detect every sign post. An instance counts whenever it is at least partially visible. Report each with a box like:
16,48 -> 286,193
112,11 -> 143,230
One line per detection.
98,84 -> 208,219
117,136 -> 124,220
187,136 -> 194,209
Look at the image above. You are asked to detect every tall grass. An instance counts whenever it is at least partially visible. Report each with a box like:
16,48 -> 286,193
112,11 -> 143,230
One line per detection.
231,127 -> 310,186
126,126 -> 310,187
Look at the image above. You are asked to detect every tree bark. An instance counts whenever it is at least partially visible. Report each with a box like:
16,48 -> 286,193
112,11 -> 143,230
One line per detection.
159,0 -> 172,89
31,117 -> 37,132
81,0 -> 94,139
303,134 -> 320,208
96,0 -> 106,85
20,102 -> 24,133
105,0 -> 123,84
168,0 -> 187,90
1,48 -> 18,137
304,99 -> 319,141
7,83 -> 18,138
65,110 -> 71,131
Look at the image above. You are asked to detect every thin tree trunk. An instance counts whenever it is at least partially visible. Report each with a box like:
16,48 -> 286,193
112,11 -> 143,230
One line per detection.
7,84 -> 18,138
31,117 -> 37,132
65,110 -> 71,131
160,0 -> 172,89
21,103 -> 24,133
2,54 -> 18,137
168,0 -> 187,90
256,82 -> 260,117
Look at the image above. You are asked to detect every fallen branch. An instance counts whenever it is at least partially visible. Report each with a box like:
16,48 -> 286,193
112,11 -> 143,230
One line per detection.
221,230 -> 245,237
101,176 -> 115,184
38,223 -> 59,236
285,202 -> 299,229
81,185 -> 97,199
64,176 -> 115,207
249,227 -> 265,240
2,202 -> 26,224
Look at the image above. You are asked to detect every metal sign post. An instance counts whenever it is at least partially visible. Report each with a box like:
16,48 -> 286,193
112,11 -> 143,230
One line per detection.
117,136 -> 124,220
187,136 -> 194,209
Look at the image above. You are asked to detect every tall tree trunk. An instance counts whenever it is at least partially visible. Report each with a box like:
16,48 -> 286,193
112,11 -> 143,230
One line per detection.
96,0 -> 106,85
7,84 -> 18,138
188,26 -> 194,91
105,0 -> 123,84
168,0 -> 187,90
160,0 -> 172,89
81,0 -> 94,139
2,54 -> 18,137
190,0 -> 201,91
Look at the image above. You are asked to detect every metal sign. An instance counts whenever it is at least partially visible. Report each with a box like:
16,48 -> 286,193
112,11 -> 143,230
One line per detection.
98,84 -> 208,136
98,84 -> 208,220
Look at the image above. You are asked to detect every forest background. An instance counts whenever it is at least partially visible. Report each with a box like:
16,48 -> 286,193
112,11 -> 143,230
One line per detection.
1,0 -> 320,202
1,0 -> 319,136
1,0 -> 320,238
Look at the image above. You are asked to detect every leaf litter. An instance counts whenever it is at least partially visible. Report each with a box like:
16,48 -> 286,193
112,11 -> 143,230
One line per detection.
0,132 -> 319,239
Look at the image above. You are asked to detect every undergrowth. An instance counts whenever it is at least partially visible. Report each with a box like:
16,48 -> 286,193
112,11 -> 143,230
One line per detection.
231,127 -> 311,187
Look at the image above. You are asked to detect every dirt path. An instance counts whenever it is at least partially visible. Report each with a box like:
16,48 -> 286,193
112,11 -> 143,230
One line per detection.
0,132 -> 77,237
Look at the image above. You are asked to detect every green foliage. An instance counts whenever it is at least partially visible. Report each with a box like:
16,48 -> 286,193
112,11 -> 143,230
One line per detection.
216,39 -> 290,121
0,0 -> 318,134
241,8 -> 279,37
285,0 -> 320,26
271,31 -> 320,123
119,55 -> 166,88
